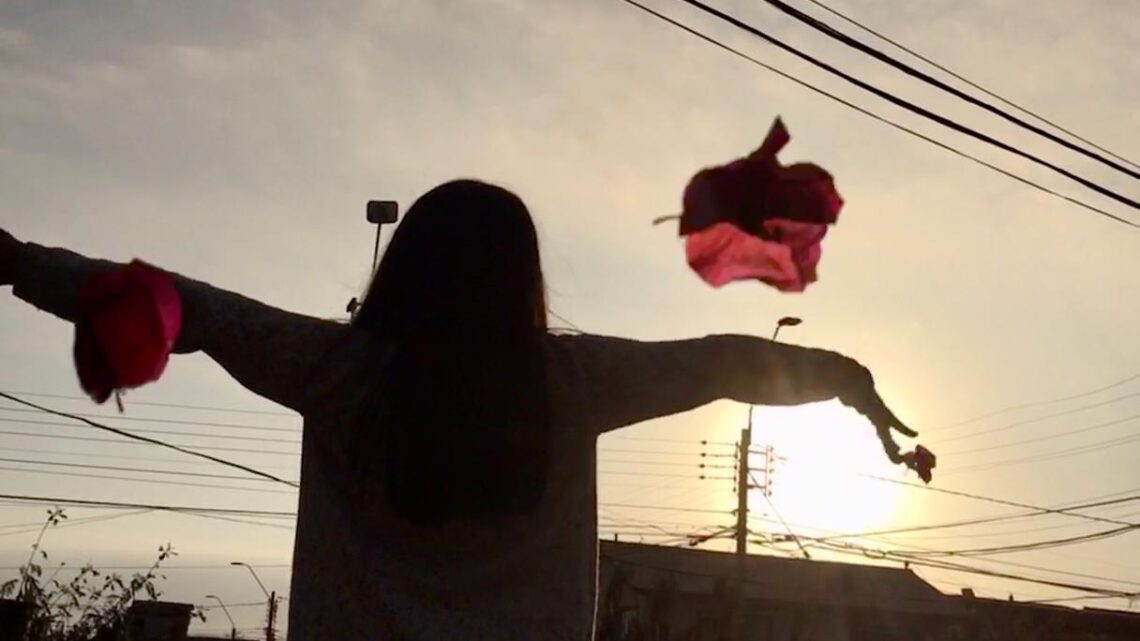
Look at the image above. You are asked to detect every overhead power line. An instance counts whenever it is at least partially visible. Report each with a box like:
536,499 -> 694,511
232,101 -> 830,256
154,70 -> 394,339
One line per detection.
943,413 -> 1140,457
0,428 -> 299,457
798,0 -> 1140,171
934,392 -> 1140,445
806,539 -> 1138,599
760,0 -> 1140,179
0,392 -> 298,487
0,390 -> 294,417
0,445 -> 298,470
809,480 -> 1140,544
673,0 -> 1140,214
941,430 -> 1140,476
0,456 -> 296,483
883,524 -> 1140,558
608,543 -> 1136,600
0,492 -> 298,518
862,475 -> 1140,529
617,0 -> 1135,226
0,417 -> 301,444
930,372 -> 1140,432
0,405 -> 300,434
599,502 -> 731,515
751,515 -> 1140,591
0,464 -> 296,495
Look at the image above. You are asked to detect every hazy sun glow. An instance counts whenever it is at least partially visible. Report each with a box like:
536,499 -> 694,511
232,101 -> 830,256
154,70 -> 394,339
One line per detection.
749,401 -> 905,538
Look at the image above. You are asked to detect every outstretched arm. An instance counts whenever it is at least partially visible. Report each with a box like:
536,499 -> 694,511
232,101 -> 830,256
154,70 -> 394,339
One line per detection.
551,333 -> 915,462
1,230 -> 346,414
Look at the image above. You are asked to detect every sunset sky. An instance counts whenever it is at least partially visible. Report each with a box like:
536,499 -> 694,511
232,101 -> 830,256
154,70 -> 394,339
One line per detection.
1,0 -> 1137,635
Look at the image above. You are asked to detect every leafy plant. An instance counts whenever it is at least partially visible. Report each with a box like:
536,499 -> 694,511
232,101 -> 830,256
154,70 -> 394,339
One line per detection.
0,508 -> 205,640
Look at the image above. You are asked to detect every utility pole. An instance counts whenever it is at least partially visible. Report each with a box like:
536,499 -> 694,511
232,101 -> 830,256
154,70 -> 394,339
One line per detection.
735,412 -> 752,556
265,591 -> 278,641
731,410 -> 752,641
732,317 -> 801,640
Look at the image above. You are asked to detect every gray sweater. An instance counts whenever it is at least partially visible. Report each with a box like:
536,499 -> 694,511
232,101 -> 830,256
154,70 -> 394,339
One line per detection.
12,243 -> 845,641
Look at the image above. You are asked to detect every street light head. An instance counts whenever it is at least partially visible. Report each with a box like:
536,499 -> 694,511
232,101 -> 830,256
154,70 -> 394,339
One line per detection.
366,200 -> 399,225
777,317 -> 803,327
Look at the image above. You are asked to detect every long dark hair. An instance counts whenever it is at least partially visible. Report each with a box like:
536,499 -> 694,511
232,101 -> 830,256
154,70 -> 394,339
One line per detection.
353,180 -> 550,523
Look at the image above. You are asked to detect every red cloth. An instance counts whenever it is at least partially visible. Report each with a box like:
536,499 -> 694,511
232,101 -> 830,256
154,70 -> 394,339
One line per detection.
679,118 -> 842,292
902,444 -> 937,484
74,261 -> 182,404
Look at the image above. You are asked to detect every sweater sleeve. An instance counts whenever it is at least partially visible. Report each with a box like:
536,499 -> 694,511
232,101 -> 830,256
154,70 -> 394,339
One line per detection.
11,243 -> 347,413
549,333 -> 854,434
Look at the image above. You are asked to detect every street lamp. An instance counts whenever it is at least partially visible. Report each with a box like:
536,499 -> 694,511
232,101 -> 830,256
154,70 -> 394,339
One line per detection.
230,562 -> 277,641
347,200 -> 400,318
771,316 -> 802,341
205,595 -> 237,640
228,562 -> 269,599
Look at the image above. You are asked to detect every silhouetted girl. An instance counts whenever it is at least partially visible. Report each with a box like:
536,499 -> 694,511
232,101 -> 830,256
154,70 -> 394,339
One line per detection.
0,180 -> 915,640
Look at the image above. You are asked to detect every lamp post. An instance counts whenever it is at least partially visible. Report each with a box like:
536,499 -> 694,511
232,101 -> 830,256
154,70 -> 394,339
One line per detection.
205,595 -> 236,640
230,562 -> 276,641
732,316 -> 804,641
347,200 -> 400,319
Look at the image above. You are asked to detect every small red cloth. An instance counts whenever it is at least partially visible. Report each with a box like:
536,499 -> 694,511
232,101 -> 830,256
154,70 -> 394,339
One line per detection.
74,261 -> 182,405
679,118 -> 842,292
901,445 -> 937,484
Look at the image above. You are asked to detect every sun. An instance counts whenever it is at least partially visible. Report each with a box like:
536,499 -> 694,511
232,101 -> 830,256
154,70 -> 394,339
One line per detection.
748,401 -> 905,538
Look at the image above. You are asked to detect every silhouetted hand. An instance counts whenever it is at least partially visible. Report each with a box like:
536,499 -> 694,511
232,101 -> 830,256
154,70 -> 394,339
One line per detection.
0,228 -> 20,287
829,355 -> 918,465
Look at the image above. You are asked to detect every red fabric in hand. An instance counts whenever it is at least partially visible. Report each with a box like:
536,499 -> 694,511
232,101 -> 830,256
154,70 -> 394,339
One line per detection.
74,261 -> 182,404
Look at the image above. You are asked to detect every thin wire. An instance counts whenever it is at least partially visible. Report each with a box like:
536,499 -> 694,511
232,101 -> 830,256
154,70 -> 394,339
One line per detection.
597,458 -> 698,468
0,445 -> 298,470
600,502 -> 731,515
672,0 -> 1140,214
749,471 -> 810,559
810,482 -> 1140,543
176,509 -> 295,531
0,390 -> 294,416
759,0 -> 1140,179
0,465 -> 296,495
930,373 -> 1140,432
799,0 -> 1140,171
547,310 -> 584,334
751,517 -> 1140,590
935,393 -> 1140,444
941,430 -> 1140,476
942,412 -> 1140,457
862,475 -> 1137,527
884,524 -> 1140,558
0,405 -> 301,434
0,456 -> 297,483
598,447 -> 712,457
616,0 -> 1136,226
606,436 -> 736,446
809,540 -> 1137,598
0,416 -> 301,445
0,391 -> 297,487
0,492 -> 298,517
606,543 -> 1133,599
0,428 -> 300,457
0,510 -> 153,539
599,469 -> 703,478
